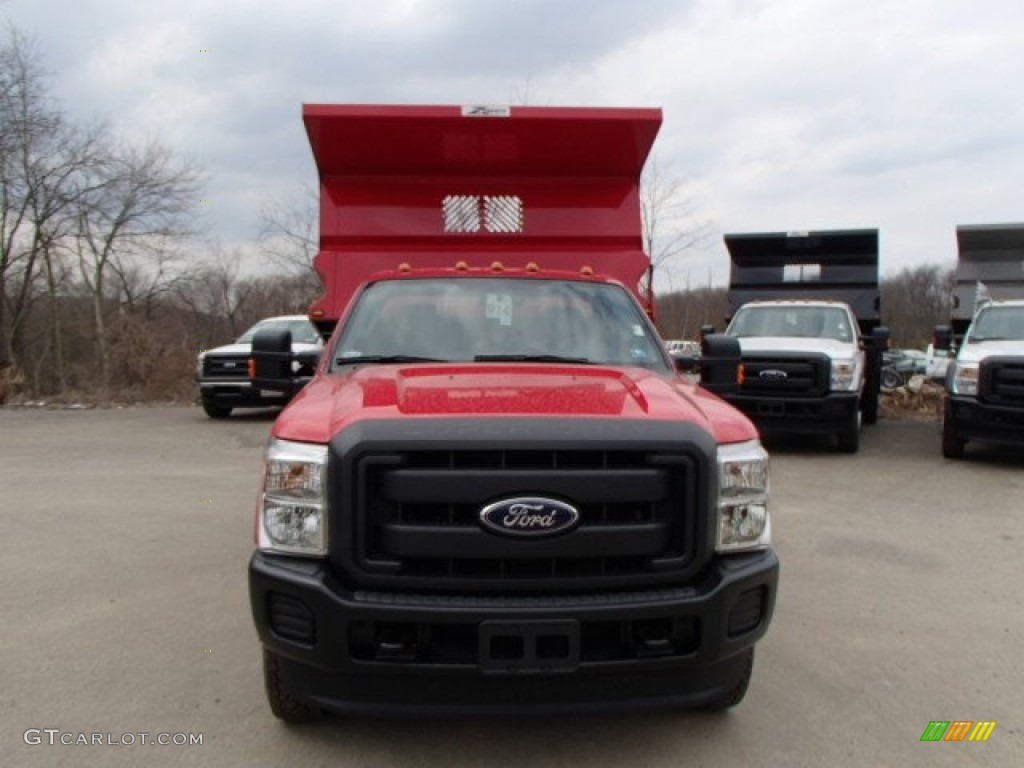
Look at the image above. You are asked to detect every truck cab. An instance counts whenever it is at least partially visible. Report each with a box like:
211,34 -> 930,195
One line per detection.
247,105 -> 778,721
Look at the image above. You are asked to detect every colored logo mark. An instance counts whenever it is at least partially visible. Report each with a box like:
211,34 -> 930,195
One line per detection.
920,721 -> 996,742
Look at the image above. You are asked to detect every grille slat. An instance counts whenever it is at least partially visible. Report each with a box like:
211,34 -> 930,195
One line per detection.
381,468 -> 667,504
380,522 -> 668,559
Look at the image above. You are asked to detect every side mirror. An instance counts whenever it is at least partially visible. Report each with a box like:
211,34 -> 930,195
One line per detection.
699,324 -> 716,341
933,325 -> 952,352
699,334 -> 742,396
673,352 -> 701,374
249,329 -> 314,400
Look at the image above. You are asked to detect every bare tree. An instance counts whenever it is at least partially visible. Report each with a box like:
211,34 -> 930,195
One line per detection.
656,285 -> 729,340
73,138 -> 203,392
257,182 -> 319,277
173,246 -> 256,340
0,27 -> 54,370
881,265 -> 954,347
1,22 -> 215,401
510,77 -> 544,106
235,272 -> 321,326
639,154 -> 713,273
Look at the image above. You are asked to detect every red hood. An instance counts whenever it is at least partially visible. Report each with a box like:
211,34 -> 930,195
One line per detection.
272,364 -> 756,445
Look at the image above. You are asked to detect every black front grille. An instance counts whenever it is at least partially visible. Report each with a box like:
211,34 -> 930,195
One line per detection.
346,448 -> 699,592
203,354 -> 248,378
740,353 -> 830,397
981,357 -> 1024,406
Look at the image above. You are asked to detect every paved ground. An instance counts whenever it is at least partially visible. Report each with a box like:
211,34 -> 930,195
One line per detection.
2,405 -> 1021,767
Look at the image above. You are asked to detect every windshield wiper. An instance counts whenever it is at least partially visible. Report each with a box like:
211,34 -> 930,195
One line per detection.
474,354 -> 593,364
335,355 -> 445,365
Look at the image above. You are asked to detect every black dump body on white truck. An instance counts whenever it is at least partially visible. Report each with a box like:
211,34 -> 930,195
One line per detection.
707,229 -> 888,453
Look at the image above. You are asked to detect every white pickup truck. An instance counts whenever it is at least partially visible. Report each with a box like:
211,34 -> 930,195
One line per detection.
724,299 -> 872,452
935,223 -> 1024,458
938,299 -> 1024,458
714,229 -> 888,453
195,315 -> 322,418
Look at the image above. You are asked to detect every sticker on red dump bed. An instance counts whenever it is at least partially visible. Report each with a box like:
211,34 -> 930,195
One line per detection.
462,105 -> 511,117
485,294 -> 513,326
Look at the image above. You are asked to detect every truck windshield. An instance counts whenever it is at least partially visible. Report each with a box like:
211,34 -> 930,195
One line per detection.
727,305 -> 853,341
331,277 -> 670,372
966,305 -> 1024,342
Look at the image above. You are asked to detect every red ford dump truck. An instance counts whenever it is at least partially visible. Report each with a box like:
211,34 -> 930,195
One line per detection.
248,104 -> 778,720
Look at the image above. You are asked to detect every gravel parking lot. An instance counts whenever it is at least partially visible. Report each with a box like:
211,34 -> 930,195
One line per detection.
2,405 -> 1021,767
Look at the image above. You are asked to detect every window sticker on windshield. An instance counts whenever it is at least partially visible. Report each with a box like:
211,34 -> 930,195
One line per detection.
632,324 -> 644,337
485,293 -> 512,326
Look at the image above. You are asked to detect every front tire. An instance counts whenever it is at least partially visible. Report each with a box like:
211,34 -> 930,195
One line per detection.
701,649 -> 754,712
862,388 -> 879,425
837,410 -> 861,453
201,399 -> 232,419
263,649 -> 322,723
941,418 -> 966,459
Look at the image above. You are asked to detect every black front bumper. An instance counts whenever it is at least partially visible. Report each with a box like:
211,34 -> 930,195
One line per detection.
945,396 -> 1024,447
249,549 -> 779,715
197,380 -> 289,408
724,392 -> 859,436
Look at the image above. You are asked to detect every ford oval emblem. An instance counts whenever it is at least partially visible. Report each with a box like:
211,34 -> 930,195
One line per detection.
759,368 -> 788,379
479,497 -> 580,538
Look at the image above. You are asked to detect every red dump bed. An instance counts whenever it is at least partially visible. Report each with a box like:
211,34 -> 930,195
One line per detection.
303,104 -> 661,327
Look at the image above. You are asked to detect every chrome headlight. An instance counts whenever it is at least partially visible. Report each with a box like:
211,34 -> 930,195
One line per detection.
716,440 -> 771,553
950,362 -> 979,396
258,438 -> 328,555
195,352 -> 205,379
830,357 -> 857,391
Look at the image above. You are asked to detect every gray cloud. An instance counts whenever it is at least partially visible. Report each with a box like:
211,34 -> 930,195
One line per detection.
5,0 -> 1024,283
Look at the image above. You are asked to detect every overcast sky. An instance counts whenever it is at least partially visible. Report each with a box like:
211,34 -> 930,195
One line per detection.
5,0 -> 1024,289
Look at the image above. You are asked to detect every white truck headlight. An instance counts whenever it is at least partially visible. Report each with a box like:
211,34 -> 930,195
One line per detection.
950,362 -> 979,396
830,357 -> 857,391
717,440 -> 771,553
258,438 -> 328,555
